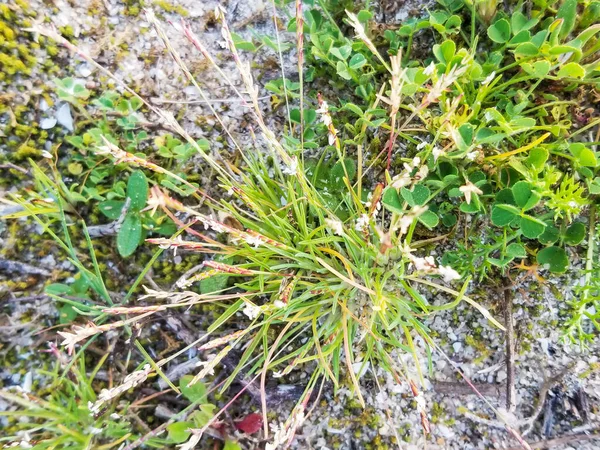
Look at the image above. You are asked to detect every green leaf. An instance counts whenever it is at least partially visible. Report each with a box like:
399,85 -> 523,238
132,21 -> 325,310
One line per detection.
456,123 -> 474,151
330,45 -> 352,61
511,11 -> 539,34
557,62 -> 585,79
167,422 -> 193,443
179,376 -> 207,403
331,159 -> 357,188
513,42 -> 539,56
433,40 -> 456,64
512,181 -> 540,210
506,243 -> 527,259
357,9 -> 373,22
442,213 -> 457,227
343,103 -> 364,116
117,213 -> 142,257
520,215 -> 546,239
570,143 -> 598,167
58,304 -> 79,324
537,246 -> 569,273
491,204 -> 519,226
190,404 -> 216,427
400,184 -> 430,206
382,188 -> 404,215
45,283 -> 72,296
538,225 -> 560,244
126,170 -> 149,211
509,30 -> 531,46
224,441 -> 242,450
488,19 -> 511,43
335,61 -> 352,80
564,222 -> 586,245
521,60 -> 550,77
99,200 -> 125,220
556,0 -> 577,40
525,147 -> 548,172
418,210 -> 439,229
231,32 -> 256,52
348,53 -> 367,69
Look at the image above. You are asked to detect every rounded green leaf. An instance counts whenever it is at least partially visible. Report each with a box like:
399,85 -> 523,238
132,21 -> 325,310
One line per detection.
537,246 -> 569,273
569,143 -> 598,167
99,200 -> 125,220
442,213 -> 457,227
117,213 -> 142,257
506,243 -> 527,259
488,19 -> 511,43
520,215 -> 546,239
513,42 -> 539,56
418,210 -> 439,229
401,184 -> 430,206
382,188 -> 404,214
491,204 -> 519,226
127,170 -> 149,210
557,62 -> 585,79
167,422 -> 193,443
433,40 -> 456,64
525,147 -> 549,172
521,60 -> 550,77
538,224 -> 560,244
349,53 -> 367,69
511,181 -> 532,208
179,375 -> 207,402
512,181 -> 540,210
563,222 -> 586,245
331,159 -> 357,188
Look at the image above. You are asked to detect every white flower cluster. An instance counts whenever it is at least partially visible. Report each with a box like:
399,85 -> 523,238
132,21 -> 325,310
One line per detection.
282,156 -> 299,176
407,253 -> 461,283
265,406 -> 306,450
243,302 -> 261,320
390,157 -> 428,189
355,214 -> 370,232
325,218 -> 344,236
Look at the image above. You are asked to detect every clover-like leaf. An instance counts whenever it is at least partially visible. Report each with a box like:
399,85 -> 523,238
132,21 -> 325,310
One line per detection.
537,246 -> 569,273
179,375 -> 207,403
418,210 -> 439,229
488,19 -> 511,43
538,224 -> 560,244
126,170 -> 149,211
491,204 -> 520,226
520,215 -> 546,239
521,60 -> 550,77
570,143 -> 598,167
167,422 -> 193,443
401,184 -> 430,206
349,53 -> 367,69
433,40 -> 456,64
506,243 -> 527,259
117,212 -> 142,257
331,159 -> 357,188
557,62 -> 585,79
563,222 -> 586,245
382,188 -> 404,214
99,200 -> 125,220
512,181 -> 540,210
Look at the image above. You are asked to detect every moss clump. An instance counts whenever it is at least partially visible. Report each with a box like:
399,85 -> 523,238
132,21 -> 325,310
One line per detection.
153,0 -> 189,17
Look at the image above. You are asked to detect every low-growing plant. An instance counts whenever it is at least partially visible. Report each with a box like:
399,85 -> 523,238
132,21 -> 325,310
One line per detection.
4,0 -> 600,447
